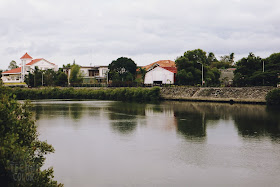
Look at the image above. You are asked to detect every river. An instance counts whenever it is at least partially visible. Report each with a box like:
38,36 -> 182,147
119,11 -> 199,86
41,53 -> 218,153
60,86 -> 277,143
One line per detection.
32,100 -> 280,187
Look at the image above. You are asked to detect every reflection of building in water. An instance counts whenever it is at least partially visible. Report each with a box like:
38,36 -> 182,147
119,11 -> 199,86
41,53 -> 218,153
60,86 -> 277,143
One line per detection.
145,105 -> 177,131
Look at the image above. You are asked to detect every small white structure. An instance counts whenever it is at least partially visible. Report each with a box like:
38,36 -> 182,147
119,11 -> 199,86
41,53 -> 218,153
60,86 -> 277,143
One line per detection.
144,66 -> 177,84
1,53 -> 58,84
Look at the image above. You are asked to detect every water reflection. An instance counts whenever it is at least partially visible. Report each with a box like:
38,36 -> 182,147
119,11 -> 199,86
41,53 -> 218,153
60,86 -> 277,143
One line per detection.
33,100 -> 280,187
33,100 -> 280,141
232,106 -> 280,139
174,110 -> 206,141
69,103 -> 83,120
107,103 -> 144,135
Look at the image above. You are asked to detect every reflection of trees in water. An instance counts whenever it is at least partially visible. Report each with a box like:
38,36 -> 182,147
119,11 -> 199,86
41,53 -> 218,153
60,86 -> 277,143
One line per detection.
174,109 -> 206,141
69,103 -> 83,120
233,106 -> 280,140
32,104 -> 70,120
165,101 -> 280,141
108,102 -> 147,116
111,121 -> 137,135
107,102 -> 145,135
32,103 -> 84,121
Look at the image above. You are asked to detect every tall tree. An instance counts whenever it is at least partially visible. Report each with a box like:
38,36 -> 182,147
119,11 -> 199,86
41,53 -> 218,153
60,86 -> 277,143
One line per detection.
108,57 -> 137,82
175,49 -> 220,86
233,53 -> 264,86
55,70 -> 68,86
69,64 -> 83,84
8,60 -> 18,70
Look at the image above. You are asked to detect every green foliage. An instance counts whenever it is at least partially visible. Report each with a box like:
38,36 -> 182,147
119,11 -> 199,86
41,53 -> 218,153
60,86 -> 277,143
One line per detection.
24,66 -> 42,87
176,69 -> 193,85
25,68 -> 68,88
10,87 -> 161,102
8,60 -> 18,70
266,89 -> 280,105
55,71 -> 68,87
69,64 -> 83,85
108,57 -> 137,82
137,67 -> 147,83
0,85 -> 63,186
234,52 -> 280,86
175,49 -> 221,86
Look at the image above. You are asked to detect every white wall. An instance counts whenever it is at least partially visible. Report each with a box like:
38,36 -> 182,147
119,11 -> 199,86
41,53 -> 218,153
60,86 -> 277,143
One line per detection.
30,59 -> 58,71
79,67 -> 89,77
99,67 -> 108,77
144,67 -> 174,84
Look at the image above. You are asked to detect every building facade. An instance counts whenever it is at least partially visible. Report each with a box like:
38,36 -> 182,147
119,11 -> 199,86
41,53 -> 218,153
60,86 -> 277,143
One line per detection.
1,53 -> 58,84
63,66 -> 109,84
143,60 -> 177,85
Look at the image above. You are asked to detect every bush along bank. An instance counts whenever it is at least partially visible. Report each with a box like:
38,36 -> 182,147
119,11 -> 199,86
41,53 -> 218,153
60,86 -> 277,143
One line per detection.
10,87 -> 161,102
266,88 -> 280,105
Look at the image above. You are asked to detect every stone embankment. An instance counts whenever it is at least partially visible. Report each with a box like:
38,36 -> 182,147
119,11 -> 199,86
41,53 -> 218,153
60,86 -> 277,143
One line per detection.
160,87 -> 274,104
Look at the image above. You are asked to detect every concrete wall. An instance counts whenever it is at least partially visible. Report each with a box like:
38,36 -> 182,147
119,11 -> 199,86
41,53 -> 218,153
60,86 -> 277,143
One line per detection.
160,87 -> 274,103
70,86 -> 273,104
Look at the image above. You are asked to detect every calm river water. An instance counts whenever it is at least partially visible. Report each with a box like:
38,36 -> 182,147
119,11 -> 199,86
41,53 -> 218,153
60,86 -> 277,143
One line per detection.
32,100 -> 280,187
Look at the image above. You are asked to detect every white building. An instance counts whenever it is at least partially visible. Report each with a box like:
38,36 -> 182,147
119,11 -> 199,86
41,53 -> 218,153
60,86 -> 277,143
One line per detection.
1,53 -> 58,84
144,60 -> 177,85
63,66 -> 109,84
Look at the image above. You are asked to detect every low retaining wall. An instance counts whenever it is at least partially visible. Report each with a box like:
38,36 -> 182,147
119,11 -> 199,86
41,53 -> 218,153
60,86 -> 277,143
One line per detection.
160,87 -> 274,104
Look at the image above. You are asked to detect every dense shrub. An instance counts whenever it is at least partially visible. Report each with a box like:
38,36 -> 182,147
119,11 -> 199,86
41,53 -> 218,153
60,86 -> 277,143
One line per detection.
266,88 -> 280,105
0,84 -> 63,186
10,87 -> 161,102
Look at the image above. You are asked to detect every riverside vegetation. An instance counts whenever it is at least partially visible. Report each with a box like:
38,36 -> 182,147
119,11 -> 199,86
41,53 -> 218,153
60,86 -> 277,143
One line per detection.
10,87 -> 161,102
7,86 -> 280,105
266,88 -> 280,105
0,84 -> 63,186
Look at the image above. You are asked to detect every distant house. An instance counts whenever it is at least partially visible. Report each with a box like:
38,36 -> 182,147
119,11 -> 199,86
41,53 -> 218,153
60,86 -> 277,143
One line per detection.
219,68 -> 236,86
63,66 -> 109,84
143,60 -> 177,84
1,53 -> 58,84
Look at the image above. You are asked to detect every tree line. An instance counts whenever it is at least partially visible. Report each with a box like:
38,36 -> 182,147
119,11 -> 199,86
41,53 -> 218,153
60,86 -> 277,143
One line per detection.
1,49 -> 280,87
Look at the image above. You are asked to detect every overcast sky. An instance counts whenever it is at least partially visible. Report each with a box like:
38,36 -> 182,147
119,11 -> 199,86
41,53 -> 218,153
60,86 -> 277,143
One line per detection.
1,0 -> 280,69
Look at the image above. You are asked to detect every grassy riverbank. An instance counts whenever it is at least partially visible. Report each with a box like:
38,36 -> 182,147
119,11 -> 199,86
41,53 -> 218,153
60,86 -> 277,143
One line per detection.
9,87 -> 161,102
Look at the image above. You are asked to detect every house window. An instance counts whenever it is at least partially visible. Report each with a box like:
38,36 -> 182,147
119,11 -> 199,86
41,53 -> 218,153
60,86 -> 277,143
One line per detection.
89,70 -> 99,77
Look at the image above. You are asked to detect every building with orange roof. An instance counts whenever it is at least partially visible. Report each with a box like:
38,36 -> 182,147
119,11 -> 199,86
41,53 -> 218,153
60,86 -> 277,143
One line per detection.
143,60 -> 177,84
1,53 -> 58,84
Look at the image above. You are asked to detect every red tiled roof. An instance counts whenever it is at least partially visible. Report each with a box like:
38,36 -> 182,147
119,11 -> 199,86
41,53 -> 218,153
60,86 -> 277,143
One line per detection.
143,60 -> 176,70
162,67 -> 177,73
20,52 -> 32,59
2,67 -> 21,74
26,58 -> 43,65
26,58 -> 56,66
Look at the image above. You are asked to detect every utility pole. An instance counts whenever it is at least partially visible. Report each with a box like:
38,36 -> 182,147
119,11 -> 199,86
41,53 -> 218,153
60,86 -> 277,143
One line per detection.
106,70 -> 109,85
197,62 -> 204,87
